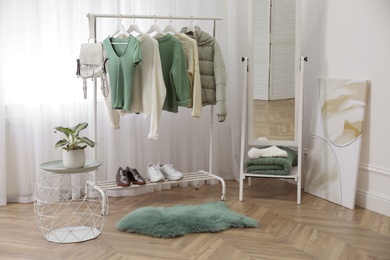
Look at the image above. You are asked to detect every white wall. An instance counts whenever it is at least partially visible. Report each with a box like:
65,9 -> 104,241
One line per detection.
301,0 -> 390,216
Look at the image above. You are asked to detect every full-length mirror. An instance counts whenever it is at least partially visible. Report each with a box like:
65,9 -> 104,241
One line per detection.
248,0 -> 300,145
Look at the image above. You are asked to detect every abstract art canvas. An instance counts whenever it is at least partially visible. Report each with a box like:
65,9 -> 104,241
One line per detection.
305,78 -> 368,209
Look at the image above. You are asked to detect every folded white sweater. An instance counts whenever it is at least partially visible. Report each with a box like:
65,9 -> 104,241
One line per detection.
248,146 -> 288,159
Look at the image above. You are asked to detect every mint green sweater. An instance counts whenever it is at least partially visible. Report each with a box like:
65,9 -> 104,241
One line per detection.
103,35 -> 142,111
155,34 -> 191,112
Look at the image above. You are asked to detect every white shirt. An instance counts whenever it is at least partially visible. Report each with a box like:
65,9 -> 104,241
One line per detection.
123,34 -> 166,140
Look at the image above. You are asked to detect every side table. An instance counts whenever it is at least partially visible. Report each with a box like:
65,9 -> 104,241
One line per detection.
34,160 -> 108,243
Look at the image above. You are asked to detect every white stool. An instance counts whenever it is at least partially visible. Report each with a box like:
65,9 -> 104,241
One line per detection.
34,160 -> 108,243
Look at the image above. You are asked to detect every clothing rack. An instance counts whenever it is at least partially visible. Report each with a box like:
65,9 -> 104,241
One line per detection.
86,13 -> 226,200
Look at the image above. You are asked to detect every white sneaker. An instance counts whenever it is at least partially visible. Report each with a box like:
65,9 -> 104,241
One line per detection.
147,163 -> 164,182
158,164 -> 183,181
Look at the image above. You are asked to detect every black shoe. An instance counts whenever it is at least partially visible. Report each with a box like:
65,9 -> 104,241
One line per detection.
126,166 -> 146,185
116,167 -> 131,187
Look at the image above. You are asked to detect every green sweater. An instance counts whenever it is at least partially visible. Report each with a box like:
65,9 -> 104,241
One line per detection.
155,34 -> 191,112
103,35 -> 142,111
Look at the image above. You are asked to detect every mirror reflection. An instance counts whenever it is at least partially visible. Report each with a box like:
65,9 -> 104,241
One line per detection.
250,0 -> 297,142
253,99 -> 295,141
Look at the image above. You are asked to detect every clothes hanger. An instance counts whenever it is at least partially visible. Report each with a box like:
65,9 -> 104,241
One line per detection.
163,16 -> 179,34
146,16 -> 166,36
110,17 -> 129,42
127,17 -> 144,36
186,17 -> 196,34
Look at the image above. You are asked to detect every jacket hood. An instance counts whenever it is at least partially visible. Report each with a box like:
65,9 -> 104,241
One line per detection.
180,26 -> 214,45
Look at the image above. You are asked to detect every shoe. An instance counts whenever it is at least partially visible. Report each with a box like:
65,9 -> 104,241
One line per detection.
116,167 -> 131,187
147,163 -> 164,182
158,164 -> 183,181
126,167 -> 146,185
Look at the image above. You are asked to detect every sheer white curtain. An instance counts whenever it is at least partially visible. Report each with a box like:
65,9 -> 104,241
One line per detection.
0,0 -> 243,206
0,57 -> 5,206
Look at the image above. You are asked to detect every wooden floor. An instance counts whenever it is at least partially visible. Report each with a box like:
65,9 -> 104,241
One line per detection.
1,179 -> 390,260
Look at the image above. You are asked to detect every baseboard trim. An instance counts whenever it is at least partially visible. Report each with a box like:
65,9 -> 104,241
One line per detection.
356,163 -> 390,217
355,189 -> 390,217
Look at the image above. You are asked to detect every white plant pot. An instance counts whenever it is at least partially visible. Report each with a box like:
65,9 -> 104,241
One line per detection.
63,149 -> 86,169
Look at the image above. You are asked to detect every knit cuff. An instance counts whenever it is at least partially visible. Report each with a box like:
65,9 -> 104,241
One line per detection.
148,133 -> 159,141
218,115 -> 226,122
177,98 -> 192,107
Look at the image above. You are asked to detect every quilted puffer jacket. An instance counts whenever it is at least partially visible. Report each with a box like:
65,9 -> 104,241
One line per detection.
181,26 -> 227,122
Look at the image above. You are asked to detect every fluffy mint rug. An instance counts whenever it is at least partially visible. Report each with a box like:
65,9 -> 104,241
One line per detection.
115,201 -> 258,238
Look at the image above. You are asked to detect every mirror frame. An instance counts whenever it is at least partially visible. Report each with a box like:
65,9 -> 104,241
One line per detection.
247,0 -> 301,147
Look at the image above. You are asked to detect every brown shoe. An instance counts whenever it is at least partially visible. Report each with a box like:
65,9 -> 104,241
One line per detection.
126,167 -> 146,185
116,167 -> 131,186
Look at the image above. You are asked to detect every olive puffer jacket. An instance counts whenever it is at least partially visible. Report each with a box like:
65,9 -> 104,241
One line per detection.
181,26 -> 227,122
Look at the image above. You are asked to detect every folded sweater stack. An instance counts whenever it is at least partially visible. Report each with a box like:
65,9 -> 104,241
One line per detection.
245,146 -> 298,175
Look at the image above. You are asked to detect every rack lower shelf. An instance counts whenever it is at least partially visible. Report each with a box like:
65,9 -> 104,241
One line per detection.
244,166 -> 298,181
98,170 -> 226,201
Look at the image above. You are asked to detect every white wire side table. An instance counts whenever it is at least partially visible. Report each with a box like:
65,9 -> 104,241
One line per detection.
34,160 -> 108,243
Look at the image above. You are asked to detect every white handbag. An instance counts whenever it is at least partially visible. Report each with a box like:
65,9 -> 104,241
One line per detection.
76,43 -> 108,98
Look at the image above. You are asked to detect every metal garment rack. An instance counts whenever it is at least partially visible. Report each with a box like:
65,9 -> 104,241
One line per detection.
86,13 -> 226,200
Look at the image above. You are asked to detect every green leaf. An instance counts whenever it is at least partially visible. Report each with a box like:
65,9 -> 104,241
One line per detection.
78,136 -> 95,148
73,122 -> 88,134
55,139 -> 69,149
54,126 -> 73,138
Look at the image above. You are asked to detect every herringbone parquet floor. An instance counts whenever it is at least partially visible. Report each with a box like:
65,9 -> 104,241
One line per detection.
1,179 -> 389,260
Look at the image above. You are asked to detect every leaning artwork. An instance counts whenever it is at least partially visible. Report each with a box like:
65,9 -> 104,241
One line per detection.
305,78 -> 368,209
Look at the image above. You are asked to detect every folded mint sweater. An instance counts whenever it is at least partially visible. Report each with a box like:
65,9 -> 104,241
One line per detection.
245,146 -> 298,175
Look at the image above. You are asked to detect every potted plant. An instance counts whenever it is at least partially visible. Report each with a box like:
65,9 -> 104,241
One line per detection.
54,122 -> 96,168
